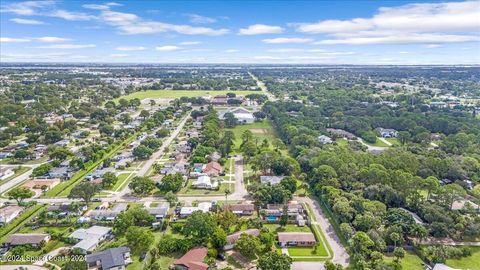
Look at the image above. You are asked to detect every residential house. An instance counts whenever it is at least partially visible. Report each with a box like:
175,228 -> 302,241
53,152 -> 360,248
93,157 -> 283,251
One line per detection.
147,202 -> 170,220
191,175 -> 218,190
203,161 -> 223,177
224,203 -> 254,216
260,175 -> 284,185
211,95 -> 228,105
86,246 -> 132,270
179,202 -> 212,218
86,167 -> 115,181
70,226 -> 113,254
318,135 -> 333,145
264,203 -> 305,222
173,247 -> 209,270
218,107 -> 255,124
278,232 -> 316,247
451,200 -> 480,213
0,152 -> 13,159
175,142 -> 191,154
0,167 -> 14,180
190,163 -> 205,177
326,128 -> 357,140
87,203 -> 128,221
54,139 -> 70,147
224,229 -> 260,250
377,128 -> 398,138
0,205 -> 23,225
47,203 -> 86,218
186,130 -> 199,139
3,233 -> 50,249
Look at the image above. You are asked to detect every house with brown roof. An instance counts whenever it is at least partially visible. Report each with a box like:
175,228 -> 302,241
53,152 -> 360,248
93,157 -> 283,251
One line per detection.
3,233 -> 50,249
224,229 -> 260,250
224,203 -> 254,216
278,232 -> 316,247
203,161 -> 223,177
173,246 -> 209,270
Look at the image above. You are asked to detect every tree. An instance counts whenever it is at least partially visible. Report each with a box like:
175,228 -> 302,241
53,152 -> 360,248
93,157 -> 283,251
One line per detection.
62,260 -> 87,270
158,173 -> 183,193
129,176 -> 155,196
133,145 -> 154,159
224,112 -> 238,128
183,211 -> 216,242
7,187 -> 34,204
257,251 -> 292,270
156,128 -> 170,138
224,188 -> 231,204
68,182 -> 99,205
279,205 -> 289,227
101,172 -> 118,189
393,247 -> 406,262
13,149 -> 29,160
126,226 -> 154,255
235,233 -> 261,258
211,227 -> 227,248
32,163 -> 52,177
280,177 -> 297,194
165,191 -> 178,206
140,109 -> 150,119
114,207 -> 154,236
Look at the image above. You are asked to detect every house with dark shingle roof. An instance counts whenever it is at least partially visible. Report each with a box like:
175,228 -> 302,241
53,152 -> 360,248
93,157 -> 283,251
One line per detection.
278,232 -> 316,247
4,233 -> 50,249
224,229 -> 260,250
86,246 -> 132,270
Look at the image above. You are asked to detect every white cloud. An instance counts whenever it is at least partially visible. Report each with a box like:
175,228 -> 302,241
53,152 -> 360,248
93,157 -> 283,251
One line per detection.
185,14 -> 216,24
294,1 -> 480,45
0,37 -> 31,43
10,18 -> 46,25
49,10 -> 95,21
1,52 -> 70,60
239,24 -> 284,35
35,44 -> 96,49
82,2 -> 121,10
155,45 -> 182,51
262,37 -> 313,44
115,46 -> 147,51
425,44 -> 442,48
35,36 -> 72,43
0,1 -> 53,16
315,33 -> 479,45
99,10 -> 229,35
224,49 -> 239,53
180,41 -> 202,45
267,48 -> 304,53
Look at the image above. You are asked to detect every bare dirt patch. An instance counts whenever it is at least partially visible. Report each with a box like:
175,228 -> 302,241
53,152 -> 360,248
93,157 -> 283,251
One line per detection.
250,128 -> 268,134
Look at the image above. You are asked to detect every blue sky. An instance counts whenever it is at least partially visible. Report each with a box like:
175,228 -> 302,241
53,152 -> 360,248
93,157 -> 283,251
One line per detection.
1,0 -> 479,64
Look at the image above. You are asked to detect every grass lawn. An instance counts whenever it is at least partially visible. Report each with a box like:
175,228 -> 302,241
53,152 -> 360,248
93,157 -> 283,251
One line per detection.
288,245 -> 329,257
384,251 -> 424,270
225,120 -> 279,152
0,205 -> 45,242
385,138 -> 401,146
177,180 -> 233,196
110,172 -> 131,191
445,246 -> 480,270
335,138 -> 349,146
363,138 -> 390,147
116,90 -> 261,101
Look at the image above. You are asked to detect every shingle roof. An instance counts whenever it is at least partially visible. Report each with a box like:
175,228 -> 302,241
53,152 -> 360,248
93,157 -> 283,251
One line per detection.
86,246 -> 130,269
226,229 -> 260,245
5,233 -> 49,245
278,232 -> 316,243
174,247 -> 208,270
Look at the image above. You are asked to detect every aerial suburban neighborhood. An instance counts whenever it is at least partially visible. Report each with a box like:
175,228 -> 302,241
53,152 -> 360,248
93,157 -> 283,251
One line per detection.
1,1 -> 480,270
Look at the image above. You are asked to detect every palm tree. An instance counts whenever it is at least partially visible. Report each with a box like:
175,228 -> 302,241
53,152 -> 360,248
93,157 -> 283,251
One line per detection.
224,188 -> 231,205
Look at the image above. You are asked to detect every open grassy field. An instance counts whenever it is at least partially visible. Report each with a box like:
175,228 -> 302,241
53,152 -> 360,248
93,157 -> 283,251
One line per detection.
384,251 -> 425,270
335,138 -> 349,146
386,137 -> 401,146
446,246 -> 480,270
225,120 -> 279,152
116,90 -> 261,101
363,138 -> 390,147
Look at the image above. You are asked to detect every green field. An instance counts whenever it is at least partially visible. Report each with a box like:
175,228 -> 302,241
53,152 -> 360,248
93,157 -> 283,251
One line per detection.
363,138 -> 390,147
384,251 -> 425,270
116,90 -> 261,101
385,137 -> 401,146
335,138 -> 349,146
225,120 -> 279,151
446,246 -> 480,270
